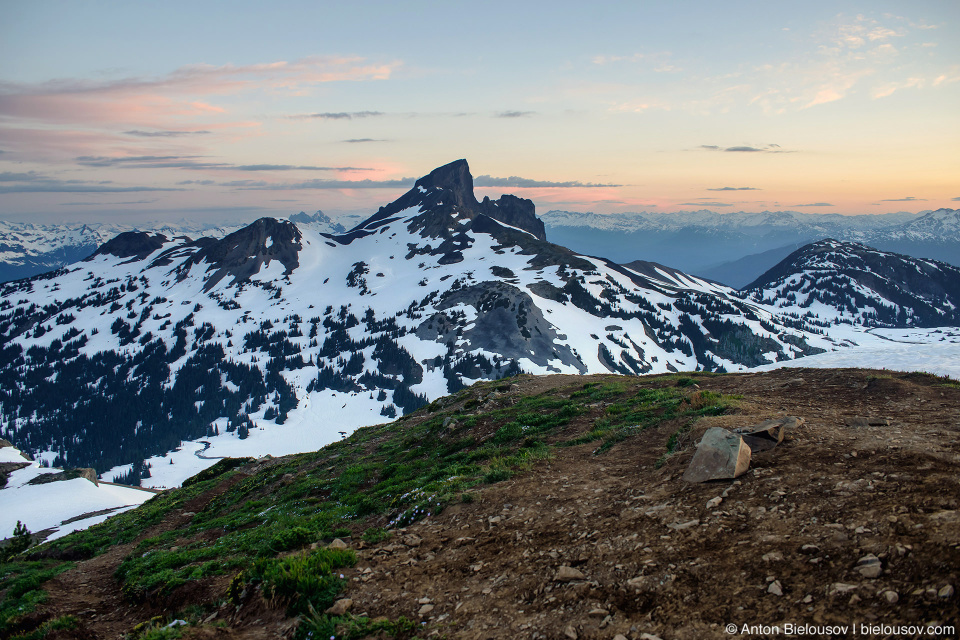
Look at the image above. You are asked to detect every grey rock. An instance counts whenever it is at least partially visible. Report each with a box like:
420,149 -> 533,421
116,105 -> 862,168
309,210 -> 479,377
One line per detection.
856,554 -> 882,579
736,416 -> 802,452
555,566 -> 586,582
326,598 -> 353,616
683,428 -> 751,483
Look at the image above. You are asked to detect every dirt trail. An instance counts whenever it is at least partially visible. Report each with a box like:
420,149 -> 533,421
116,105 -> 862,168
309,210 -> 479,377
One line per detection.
40,472 -> 249,639
32,369 -> 960,639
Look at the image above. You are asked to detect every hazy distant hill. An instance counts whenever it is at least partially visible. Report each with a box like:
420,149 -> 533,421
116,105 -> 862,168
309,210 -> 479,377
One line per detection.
541,208 -> 960,286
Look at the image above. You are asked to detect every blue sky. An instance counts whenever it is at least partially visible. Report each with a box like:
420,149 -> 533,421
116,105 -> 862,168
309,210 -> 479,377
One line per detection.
1,0 -> 958,223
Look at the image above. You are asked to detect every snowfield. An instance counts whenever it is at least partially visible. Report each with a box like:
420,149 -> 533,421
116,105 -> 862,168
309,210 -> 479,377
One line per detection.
0,443 -> 153,541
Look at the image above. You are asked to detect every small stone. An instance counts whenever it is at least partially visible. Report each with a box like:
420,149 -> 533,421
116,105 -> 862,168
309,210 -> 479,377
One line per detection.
588,608 -> 609,617
325,598 -> 352,616
762,551 -> 783,563
564,625 -> 578,639
939,584 -> 955,599
802,595 -> 813,604
856,554 -> 882,579
883,590 -> 899,604
668,519 -> 700,531
768,580 -> 783,596
613,635 -> 629,640
402,534 -> 422,547
706,497 -> 723,509
800,544 -> 820,554
640,634 -> 664,640
555,566 -> 586,582
488,516 -> 502,526
829,583 -> 858,596
418,597 -> 432,604
328,538 -> 348,550
418,604 -> 435,616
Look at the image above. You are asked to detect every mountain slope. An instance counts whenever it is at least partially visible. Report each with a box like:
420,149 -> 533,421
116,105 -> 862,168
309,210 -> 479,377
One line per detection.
0,160 -> 830,482
743,239 -> 960,327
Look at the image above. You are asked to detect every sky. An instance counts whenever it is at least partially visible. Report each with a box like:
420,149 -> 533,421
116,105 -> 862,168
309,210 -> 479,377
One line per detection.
0,0 -> 958,225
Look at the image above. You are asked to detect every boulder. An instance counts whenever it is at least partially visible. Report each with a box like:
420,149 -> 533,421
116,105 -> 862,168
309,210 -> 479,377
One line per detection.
735,416 -> 802,452
683,428 -> 751,483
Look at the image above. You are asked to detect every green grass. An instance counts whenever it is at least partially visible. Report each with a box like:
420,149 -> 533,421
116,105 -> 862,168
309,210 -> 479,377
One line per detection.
560,386 -> 737,454
0,561 -> 74,637
7,614 -> 79,640
249,547 -> 356,616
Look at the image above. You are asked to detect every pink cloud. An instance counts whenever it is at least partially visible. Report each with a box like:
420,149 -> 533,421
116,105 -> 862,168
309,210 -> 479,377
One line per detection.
0,56 -> 401,128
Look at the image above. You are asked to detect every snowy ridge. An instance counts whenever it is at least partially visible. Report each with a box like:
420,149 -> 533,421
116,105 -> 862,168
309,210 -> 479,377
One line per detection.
0,160 -> 840,490
0,211 -> 347,283
742,239 -> 960,327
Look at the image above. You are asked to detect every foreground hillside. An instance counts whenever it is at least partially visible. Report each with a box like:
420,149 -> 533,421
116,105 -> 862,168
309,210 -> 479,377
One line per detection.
2,368 -> 957,639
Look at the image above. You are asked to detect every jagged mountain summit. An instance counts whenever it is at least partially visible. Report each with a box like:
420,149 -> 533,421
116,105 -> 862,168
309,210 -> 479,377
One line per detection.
742,239 -> 960,327
0,214 -> 348,285
0,160 -> 831,484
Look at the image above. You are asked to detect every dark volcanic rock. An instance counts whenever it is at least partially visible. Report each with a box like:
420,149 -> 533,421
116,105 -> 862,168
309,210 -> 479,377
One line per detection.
87,232 -> 168,262
417,280 -> 586,373
181,218 -> 302,291
338,160 -> 547,244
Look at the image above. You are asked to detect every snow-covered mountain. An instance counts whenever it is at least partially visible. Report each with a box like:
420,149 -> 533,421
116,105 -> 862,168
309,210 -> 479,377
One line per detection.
0,160 -> 832,484
742,239 -> 960,327
0,211 -> 345,284
541,208 -> 960,287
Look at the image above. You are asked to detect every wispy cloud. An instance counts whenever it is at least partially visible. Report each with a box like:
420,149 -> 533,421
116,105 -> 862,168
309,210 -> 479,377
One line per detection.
953,197 -> 960,201
287,111 -> 384,120
123,129 -> 211,137
474,175 -> 620,188
707,186 -> 761,191
0,56 -> 399,129
495,111 -> 536,118
225,178 -> 414,190
0,171 -> 45,182
343,138 -> 388,143
678,201 -> 735,207
878,196 -> 927,202
75,155 -> 374,172
794,202 -> 835,207
60,199 -> 160,206
0,181 -> 185,194
700,144 -> 792,154
0,169 -> 186,194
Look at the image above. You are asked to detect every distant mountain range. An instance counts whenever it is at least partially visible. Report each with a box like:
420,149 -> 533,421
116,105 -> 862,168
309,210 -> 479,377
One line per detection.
1,160 -> 958,490
541,208 -> 960,288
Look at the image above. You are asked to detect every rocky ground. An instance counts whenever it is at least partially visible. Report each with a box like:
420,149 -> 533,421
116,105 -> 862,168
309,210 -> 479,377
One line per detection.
11,368 -> 960,639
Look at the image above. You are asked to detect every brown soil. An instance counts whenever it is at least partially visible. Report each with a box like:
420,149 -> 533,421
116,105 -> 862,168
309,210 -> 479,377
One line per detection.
30,368 -> 960,639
